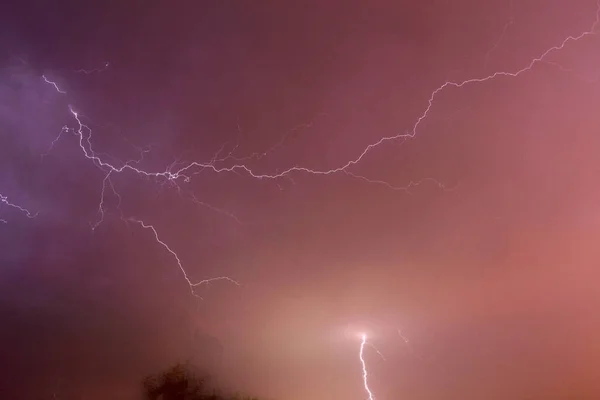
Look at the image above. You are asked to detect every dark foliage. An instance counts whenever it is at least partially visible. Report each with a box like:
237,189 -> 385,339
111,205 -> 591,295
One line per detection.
142,363 -> 262,400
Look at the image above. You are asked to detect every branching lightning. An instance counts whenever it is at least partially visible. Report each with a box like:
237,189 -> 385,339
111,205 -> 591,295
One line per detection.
29,0 -> 599,358
128,218 -> 240,298
2,1 -> 598,398
46,0 -> 599,187
43,107 -> 242,297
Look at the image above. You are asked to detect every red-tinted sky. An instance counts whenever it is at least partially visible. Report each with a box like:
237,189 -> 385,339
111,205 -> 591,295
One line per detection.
2,1 -> 600,399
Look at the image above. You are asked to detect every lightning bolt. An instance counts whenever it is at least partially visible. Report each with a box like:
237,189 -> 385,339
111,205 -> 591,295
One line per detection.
41,75 -> 66,94
91,169 -> 121,231
359,333 -> 375,400
41,125 -> 69,161
0,193 -> 37,221
128,218 -> 240,298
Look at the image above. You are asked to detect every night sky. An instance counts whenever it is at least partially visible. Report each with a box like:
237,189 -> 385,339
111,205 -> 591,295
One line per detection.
2,1 -> 600,399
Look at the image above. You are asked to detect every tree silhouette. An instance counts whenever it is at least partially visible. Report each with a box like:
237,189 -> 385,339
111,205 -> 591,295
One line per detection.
142,363 -> 263,400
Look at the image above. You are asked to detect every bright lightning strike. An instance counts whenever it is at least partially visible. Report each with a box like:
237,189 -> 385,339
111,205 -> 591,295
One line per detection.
359,333 -> 375,400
